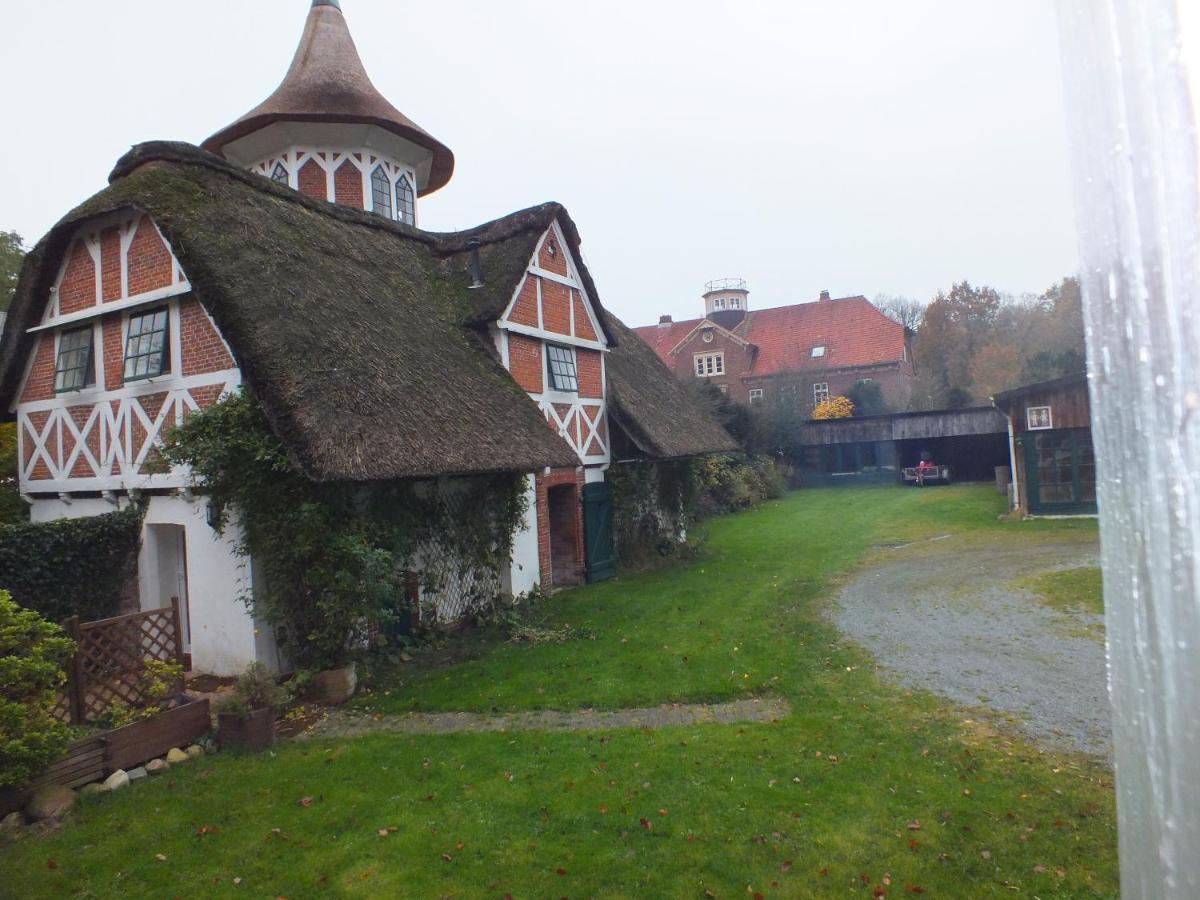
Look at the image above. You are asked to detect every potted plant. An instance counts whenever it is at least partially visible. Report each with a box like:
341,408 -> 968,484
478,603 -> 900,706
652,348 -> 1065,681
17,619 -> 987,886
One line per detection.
215,662 -> 284,752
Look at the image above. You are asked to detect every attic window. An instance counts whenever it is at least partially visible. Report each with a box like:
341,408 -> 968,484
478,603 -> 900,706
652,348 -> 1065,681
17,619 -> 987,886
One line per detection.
270,162 -> 288,184
54,326 -> 95,392
371,166 -> 393,219
546,343 -> 579,392
546,241 -> 558,258
396,175 -> 415,225
123,308 -> 169,381
811,345 -> 827,358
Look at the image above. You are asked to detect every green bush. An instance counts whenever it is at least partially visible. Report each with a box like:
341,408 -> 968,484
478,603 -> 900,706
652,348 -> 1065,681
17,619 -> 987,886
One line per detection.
692,454 -> 785,518
0,592 -> 74,789
0,506 -> 142,623
214,662 -> 286,720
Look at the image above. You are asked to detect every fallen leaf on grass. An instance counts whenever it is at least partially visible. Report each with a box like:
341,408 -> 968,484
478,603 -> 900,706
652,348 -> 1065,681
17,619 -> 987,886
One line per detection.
639,817 -> 652,831
233,877 -> 242,885
980,850 -> 991,860
46,860 -> 57,870
905,886 -> 926,894
598,804 -> 609,815
1033,865 -> 1046,874
780,860 -> 793,874
909,839 -> 920,851
906,819 -> 921,831
298,796 -> 313,807
195,825 -> 218,838
441,853 -> 452,863
819,868 -> 829,877
377,829 -> 389,838
872,886 -> 887,898
556,868 -> 567,876
155,854 -> 167,861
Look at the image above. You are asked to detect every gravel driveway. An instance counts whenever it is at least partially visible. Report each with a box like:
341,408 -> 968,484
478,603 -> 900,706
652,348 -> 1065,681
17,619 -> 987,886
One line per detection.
831,536 -> 1109,758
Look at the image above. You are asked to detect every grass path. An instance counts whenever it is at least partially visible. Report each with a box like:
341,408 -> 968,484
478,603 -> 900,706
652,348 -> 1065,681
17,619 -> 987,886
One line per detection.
2,486 -> 1116,898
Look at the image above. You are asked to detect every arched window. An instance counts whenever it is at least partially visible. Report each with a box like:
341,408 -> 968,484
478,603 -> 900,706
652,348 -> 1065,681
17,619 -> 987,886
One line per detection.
396,174 -> 415,225
271,162 -> 288,184
370,166 -> 393,219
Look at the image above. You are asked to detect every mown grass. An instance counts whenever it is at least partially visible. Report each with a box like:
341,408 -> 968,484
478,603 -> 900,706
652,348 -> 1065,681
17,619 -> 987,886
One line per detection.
2,486 -> 1116,898
1021,567 -> 1105,617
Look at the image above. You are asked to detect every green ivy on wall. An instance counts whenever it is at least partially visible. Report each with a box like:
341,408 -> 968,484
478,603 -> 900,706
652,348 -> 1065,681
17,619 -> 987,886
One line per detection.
0,505 -> 142,624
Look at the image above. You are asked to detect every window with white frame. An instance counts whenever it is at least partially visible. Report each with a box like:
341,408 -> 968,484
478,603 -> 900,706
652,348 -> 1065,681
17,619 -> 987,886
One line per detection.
813,382 -> 830,405
546,343 -> 579,392
748,388 -> 764,404
370,166 -> 393,219
694,352 -> 725,377
123,308 -> 170,381
396,174 -> 415,225
1026,406 -> 1053,430
729,297 -> 741,309
811,345 -> 826,358
54,326 -> 95,392
713,297 -> 726,310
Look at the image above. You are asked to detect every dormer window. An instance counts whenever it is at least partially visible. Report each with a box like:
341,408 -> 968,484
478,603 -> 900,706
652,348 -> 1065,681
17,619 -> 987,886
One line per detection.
811,345 -> 827,358
371,166 -> 393,219
271,162 -> 288,184
729,297 -> 741,309
546,343 -> 579,392
714,298 -> 726,310
124,308 -> 170,381
396,175 -> 415,225
54,326 -> 95,392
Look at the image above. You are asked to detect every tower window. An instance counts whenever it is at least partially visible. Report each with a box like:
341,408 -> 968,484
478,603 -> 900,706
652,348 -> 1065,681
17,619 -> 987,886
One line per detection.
546,343 -> 579,392
371,166 -> 393,219
271,162 -> 288,184
729,297 -> 741,309
396,174 -> 415,225
124,308 -> 170,381
54,326 -> 95,392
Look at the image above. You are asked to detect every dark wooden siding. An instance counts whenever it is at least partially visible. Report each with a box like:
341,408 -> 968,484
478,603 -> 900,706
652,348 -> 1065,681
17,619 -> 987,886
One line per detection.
797,407 -> 1006,446
1010,382 -> 1092,435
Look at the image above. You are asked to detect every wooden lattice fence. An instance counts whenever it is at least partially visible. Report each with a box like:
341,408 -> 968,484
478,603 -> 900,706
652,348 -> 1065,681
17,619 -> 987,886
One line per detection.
55,599 -> 186,725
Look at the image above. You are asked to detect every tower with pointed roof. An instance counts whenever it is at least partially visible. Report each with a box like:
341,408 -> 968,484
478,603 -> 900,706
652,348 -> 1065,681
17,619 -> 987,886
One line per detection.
202,0 -> 453,226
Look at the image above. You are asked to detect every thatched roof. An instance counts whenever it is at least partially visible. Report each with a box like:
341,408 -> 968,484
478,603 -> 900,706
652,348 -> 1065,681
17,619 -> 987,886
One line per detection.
0,141 -> 732,480
605,315 -> 737,458
202,1 -> 454,194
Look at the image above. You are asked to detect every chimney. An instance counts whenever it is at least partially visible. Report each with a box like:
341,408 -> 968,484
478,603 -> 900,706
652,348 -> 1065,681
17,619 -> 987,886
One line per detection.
658,315 -> 673,325
819,290 -> 831,302
467,239 -> 484,289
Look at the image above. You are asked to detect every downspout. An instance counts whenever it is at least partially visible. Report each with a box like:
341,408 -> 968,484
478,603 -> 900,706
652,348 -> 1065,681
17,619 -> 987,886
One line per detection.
991,395 -> 1019,514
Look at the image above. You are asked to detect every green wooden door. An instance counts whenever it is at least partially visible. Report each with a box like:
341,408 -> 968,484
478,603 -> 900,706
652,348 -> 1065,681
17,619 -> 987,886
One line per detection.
1023,428 -> 1097,515
582,481 -> 615,583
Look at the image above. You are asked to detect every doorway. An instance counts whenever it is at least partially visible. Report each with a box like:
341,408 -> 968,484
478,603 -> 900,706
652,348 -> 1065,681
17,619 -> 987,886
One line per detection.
144,524 -> 192,660
547,485 -> 582,586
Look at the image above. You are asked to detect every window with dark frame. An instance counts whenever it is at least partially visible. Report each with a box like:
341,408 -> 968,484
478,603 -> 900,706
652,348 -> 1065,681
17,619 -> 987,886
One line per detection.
123,308 -> 170,381
271,162 -> 288,184
546,343 -> 579,392
371,166 -> 393,219
54,326 -> 94,392
396,174 -> 415,225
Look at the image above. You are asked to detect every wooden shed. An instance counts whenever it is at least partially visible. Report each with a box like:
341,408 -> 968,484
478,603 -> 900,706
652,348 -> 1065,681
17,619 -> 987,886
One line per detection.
992,373 -> 1096,516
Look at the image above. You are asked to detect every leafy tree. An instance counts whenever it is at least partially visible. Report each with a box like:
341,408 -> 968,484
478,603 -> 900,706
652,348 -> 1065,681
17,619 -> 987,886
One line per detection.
0,231 -> 24,312
0,422 -> 29,523
0,592 -> 74,789
846,379 -> 889,416
813,396 -> 854,419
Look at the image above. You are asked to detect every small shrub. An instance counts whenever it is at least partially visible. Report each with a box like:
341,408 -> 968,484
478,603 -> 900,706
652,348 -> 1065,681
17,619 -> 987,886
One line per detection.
0,592 -> 74,789
215,662 -> 285,720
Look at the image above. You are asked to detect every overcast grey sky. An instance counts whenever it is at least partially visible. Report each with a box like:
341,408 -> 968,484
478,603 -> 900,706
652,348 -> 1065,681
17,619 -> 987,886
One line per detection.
1,1 -> 1075,327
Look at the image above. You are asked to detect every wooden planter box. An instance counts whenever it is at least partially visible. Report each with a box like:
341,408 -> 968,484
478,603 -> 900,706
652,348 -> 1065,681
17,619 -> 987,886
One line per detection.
30,735 -> 106,791
217,707 -> 276,753
105,698 -> 211,772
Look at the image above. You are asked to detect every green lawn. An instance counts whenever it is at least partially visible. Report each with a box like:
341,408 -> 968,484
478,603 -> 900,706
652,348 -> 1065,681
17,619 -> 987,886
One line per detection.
2,486 -> 1116,898
1021,567 -> 1105,617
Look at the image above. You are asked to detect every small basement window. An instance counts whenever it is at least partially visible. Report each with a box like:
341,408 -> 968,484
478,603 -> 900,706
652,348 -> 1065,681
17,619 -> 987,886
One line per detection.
749,388 -> 764,404
54,326 -> 94,392
124,308 -> 170,381
546,343 -> 579,392
1027,406 -> 1053,430
811,345 -> 827,358
694,352 -> 725,377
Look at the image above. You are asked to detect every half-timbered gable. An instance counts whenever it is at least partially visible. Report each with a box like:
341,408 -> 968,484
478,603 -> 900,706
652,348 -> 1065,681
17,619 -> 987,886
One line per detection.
14,211 -> 240,495
496,221 -> 610,466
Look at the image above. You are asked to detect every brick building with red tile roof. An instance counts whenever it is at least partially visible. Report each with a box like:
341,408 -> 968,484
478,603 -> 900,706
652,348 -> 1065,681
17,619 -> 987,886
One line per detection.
633,281 -> 916,411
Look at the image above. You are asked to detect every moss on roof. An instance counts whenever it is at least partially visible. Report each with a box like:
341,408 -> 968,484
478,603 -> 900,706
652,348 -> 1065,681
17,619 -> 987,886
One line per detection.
0,141 -> 732,480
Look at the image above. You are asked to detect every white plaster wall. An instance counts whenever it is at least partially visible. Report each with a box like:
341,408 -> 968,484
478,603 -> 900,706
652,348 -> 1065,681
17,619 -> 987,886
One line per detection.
28,493 -> 274,676
505,474 -> 540,596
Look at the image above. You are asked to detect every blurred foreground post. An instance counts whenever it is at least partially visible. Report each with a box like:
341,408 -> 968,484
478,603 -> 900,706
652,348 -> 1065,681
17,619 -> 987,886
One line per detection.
1056,1 -> 1200,895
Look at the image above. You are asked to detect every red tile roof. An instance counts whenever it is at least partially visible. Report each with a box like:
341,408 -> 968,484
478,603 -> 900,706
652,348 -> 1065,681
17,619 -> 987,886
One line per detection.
633,296 -> 906,377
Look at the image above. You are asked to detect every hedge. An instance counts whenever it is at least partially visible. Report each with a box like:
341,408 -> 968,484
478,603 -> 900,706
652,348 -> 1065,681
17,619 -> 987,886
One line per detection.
0,505 -> 142,624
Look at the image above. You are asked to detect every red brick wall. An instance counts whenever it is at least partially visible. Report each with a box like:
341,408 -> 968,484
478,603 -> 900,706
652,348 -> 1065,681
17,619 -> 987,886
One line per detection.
334,160 -> 363,209
577,349 -> 602,399
179,298 -> 235,375
509,277 -> 539,327
58,241 -> 95,315
126,217 -> 173,296
664,328 -> 755,401
572,291 -> 597,341
508,333 -> 544,393
19,336 -> 56,403
534,466 -> 585,586
298,159 -> 326,201
100,227 -> 121,301
537,234 -> 569,277
102,319 -> 123,390
542,279 -> 571,336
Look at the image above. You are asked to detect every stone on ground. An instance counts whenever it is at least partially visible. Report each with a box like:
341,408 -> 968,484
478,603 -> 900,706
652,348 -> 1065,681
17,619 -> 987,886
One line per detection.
145,758 -> 170,775
1,811 -> 25,831
166,747 -> 189,764
79,782 -> 107,796
126,766 -> 148,783
185,744 -> 205,759
25,784 -> 75,821
103,770 -> 130,791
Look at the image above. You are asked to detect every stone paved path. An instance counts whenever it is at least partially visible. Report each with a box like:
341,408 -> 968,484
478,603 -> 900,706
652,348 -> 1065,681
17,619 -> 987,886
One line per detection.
300,696 -> 791,739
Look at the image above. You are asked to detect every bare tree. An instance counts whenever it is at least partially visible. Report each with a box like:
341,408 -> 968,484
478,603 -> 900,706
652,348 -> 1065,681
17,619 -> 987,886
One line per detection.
872,293 -> 924,332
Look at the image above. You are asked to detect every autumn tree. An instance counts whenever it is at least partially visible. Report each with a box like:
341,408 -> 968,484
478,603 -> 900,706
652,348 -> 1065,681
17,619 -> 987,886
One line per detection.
874,293 -> 925,332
